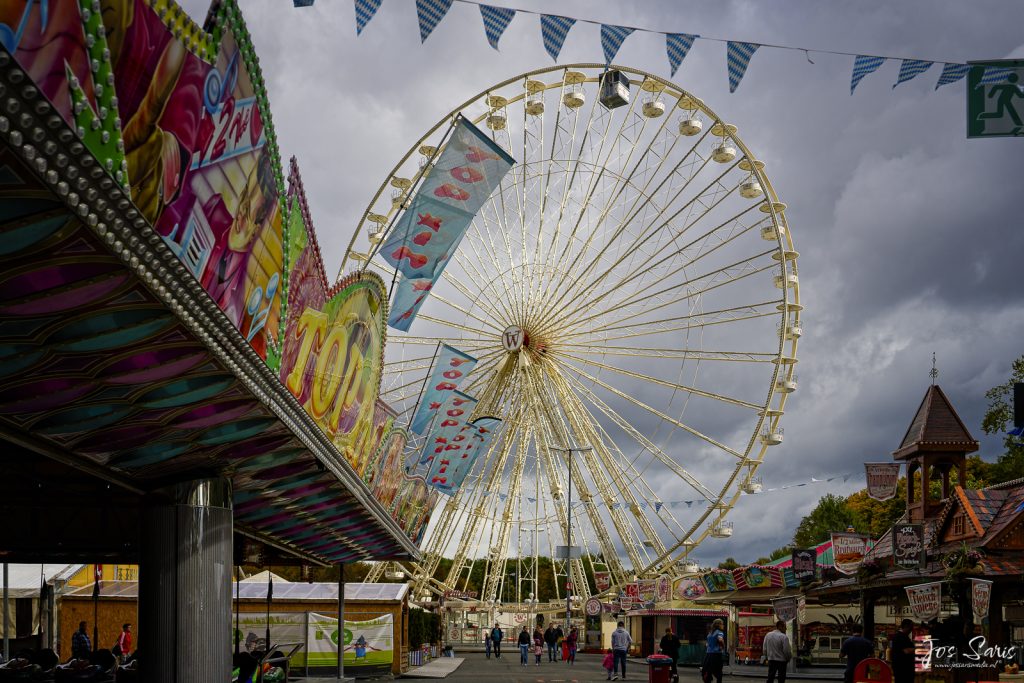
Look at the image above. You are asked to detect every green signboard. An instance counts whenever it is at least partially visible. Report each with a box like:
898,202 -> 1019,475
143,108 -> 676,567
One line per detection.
967,60 -> 1024,138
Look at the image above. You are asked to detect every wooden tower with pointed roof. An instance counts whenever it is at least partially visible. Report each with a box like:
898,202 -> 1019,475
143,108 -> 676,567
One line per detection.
893,385 -> 979,523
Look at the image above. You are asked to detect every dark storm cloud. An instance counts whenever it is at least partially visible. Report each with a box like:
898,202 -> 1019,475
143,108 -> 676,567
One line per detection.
180,0 -> 1024,562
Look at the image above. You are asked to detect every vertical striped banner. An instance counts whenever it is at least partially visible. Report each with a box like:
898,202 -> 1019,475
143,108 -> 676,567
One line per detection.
540,14 -> 576,62
666,33 -> 698,77
893,59 -> 933,88
600,24 -> 635,65
354,0 -> 382,34
935,63 -> 969,89
416,0 -> 454,42
850,55 -> 885,94
727,41 -> 759,93
479,5 -> 515,50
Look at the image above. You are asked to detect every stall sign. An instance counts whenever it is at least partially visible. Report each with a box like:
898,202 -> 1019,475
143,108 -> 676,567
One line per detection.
791,549 -> 816,583
905,582 -> 942,621
892,524 -> 924,570
831,532 -> 870,575
865,463 -> 901,501
969,579 -> 992,620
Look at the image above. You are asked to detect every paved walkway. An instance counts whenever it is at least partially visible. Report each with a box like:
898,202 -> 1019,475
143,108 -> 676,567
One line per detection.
401,657 -> 466,678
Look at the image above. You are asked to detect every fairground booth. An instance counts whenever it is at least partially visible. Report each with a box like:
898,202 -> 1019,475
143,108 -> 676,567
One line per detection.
0,2 -> 432,679
806,386 -> 1024,681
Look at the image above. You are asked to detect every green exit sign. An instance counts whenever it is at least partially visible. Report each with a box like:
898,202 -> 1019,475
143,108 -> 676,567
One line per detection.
967,60 -> 1024,138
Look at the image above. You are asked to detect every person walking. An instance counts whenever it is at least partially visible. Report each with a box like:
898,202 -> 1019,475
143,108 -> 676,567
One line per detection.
71,621 -> 92,660
545,624 -> 558,662
840,625 -> 874,683
518,625 -> 531,666
660,627 -> 681,681
555,624 -> 565,660
533,627 -> 544,666
890,619 -> 916,683
702,618 -> 726,683
484,628 -> 492,659
113,623 -> 132,662
603,648 -> 616,680
763,620 -> 792,683
611,620 -> 632,680
566,626 -> 578,665
490,624 -> 503,659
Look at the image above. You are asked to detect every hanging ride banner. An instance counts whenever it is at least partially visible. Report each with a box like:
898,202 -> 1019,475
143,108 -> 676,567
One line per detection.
408,345 -> 478,435
421,391 -> 478,487
432,415 -> 502,495
382,117 -> 515,329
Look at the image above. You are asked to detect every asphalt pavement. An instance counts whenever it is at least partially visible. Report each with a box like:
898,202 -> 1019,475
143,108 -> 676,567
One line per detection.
435,652 -> 842,683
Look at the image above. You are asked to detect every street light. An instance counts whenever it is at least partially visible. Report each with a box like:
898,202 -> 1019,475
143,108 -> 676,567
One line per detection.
551,444 -> 593,632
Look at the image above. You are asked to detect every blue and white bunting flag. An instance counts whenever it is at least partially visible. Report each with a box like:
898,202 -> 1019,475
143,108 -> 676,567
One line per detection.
479,5 -> 515,50
654,501 -> 663,512
666,33 -> 698,77
726,41 -> 759,93
354,0 -> 382,34
893,59 -> 933,88
980,66 -> 1014,85
935,63 -> 969,89
541,14 -> 576,62
850,55 -> 885,94
416,0 -> 453,43
600,24 -> 635,65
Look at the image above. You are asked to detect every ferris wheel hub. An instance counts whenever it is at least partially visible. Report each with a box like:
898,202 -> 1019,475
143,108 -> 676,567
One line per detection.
501,325 -> 529,352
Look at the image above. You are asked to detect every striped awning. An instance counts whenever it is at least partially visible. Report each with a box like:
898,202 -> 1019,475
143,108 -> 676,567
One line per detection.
625,608 -> 727,617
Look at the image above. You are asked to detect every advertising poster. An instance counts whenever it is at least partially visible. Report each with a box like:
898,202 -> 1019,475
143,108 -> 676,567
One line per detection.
701,570 -> 737,593
673,577 -> 706,601
594,571 -> 611,593
307,612 -> 393,673
637,579 -> 657,606
735,565 -> 775,589
970,579 -> 992,620
797,596 -> 807,624
235,612 -> 306,663
830,532 -> 870,575
905,582 -> 942,621
656,576 -> 672,603
892,523 -> 924,570
865,463 -> 901,501
791,549 -> 817,583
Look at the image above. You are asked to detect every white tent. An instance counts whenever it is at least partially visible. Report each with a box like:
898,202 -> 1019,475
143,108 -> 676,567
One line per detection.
2,564 -> 80,646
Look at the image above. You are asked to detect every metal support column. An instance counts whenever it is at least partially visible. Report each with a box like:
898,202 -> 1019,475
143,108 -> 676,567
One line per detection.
139,478 -> 233,683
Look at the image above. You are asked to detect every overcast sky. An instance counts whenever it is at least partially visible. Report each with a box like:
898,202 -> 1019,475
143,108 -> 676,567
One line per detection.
181,0 -> 1024,563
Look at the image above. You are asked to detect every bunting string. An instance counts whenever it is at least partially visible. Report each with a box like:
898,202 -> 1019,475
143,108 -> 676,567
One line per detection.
322,0 -> 1013,94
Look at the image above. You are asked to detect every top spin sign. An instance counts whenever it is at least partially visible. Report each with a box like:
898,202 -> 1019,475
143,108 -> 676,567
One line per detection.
382,117 -> 515,329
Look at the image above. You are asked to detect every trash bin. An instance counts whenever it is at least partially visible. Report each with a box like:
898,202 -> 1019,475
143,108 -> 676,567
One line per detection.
647,654 -> 673,683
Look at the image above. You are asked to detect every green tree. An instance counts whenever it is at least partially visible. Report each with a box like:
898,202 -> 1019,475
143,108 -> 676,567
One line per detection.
793,493 -> 859,547
717,557 -> 740,570
846,479 -> 907,538
981,355 -> 1024,483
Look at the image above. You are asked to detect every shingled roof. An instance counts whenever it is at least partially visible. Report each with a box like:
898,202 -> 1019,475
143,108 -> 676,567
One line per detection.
893,385 -> 979,458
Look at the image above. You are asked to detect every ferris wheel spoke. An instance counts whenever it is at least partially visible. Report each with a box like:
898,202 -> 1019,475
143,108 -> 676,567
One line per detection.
554,345 -> 778,363
558,369 -> 716,502
568,299 -> 782,339
554,349 -> 763,412
557,359 -> 748,459
558,254 -> 777,338
537,149 -> 737,320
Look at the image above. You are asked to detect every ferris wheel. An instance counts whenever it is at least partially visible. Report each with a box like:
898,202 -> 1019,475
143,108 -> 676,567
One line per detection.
344,65 -> 801,606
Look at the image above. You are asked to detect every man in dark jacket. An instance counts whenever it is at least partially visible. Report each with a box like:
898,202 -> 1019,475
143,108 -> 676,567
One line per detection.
490,624 -> 504,659
545,625 -> 558,661
660,627 -> 682,680
891,619 -> 916,683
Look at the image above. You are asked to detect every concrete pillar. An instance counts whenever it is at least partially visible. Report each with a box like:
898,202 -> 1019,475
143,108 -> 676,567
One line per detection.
140,478 -> 233,683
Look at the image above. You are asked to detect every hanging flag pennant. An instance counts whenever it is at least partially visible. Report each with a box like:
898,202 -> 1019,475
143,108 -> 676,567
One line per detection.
354,0 -> 381,33
935,63 -> 969,89
479,5 -> 515,50
727,41 -> 759,93
980,66 -> 1014,85
654,502 -> 663,512
666,33 -> 698,77
541,15 -> 576,62
894,59 -> 933,88
294,0 -> 315,6
416,0 -> 453,43
600,24 -> 635,65
851,55 -> 885,94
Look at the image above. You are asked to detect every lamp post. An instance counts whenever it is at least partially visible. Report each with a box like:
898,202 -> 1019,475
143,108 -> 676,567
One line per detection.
551,444 -> 592,632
